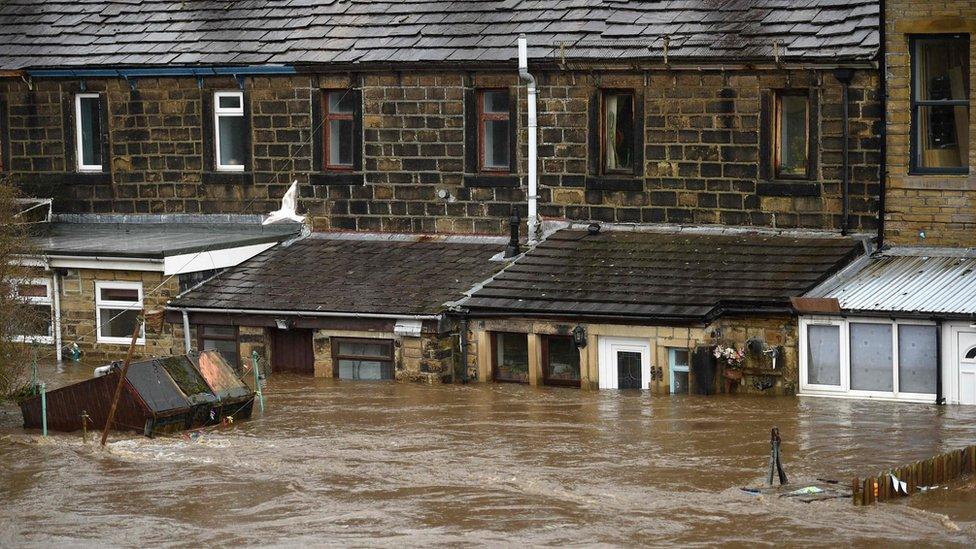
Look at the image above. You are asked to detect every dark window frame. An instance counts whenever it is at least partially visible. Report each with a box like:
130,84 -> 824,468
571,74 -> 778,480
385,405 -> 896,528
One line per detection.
477,88 -> 511,173
330,337 -> 395,379
490,331 -> 530,384
773,89 -> 812,180
599,89 -> 637,176
540,334 -> 581,388
197,324 -> 240,369
910,34 -> 971,175
322,89 -> 356,172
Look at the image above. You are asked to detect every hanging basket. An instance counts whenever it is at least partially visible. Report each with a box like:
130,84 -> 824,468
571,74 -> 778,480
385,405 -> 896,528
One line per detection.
723,368 -> 743,381
144,309 -> 165,333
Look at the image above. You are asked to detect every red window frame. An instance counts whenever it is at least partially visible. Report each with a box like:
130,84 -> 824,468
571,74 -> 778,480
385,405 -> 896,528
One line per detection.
477,89 -> 511,173
323,90 -> 354,171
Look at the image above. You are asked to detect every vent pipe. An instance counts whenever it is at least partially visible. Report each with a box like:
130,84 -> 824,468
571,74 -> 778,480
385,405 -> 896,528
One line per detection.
518,34 -> 539,245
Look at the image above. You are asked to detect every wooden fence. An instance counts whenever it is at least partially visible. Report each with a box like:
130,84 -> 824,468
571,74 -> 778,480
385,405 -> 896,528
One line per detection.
852,445 -> 976,505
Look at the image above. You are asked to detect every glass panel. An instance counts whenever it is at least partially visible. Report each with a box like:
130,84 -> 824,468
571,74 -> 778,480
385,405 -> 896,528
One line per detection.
218,115 -> 246,167
671,370 -> 689,395
337,359 -> 393,380
917,105 -> 969,169
203,338 -> 240,369
100,287 -> 139,302
544,337 -> 580,383
483,119 -> 510,169
807,325 -> 841,386
916,38 -> 969,101
329,119 -> 353,166
898,325 -> 937,394
218,94 -> 241,110
617,351 -> 643,389
22,304 -> 52,337
79,96 -> 102,167
603,93 -> 634,172
850,323 -> 893,392
99,308 -> 141,339
17,284 -> 47,298
202,325 -> 236,337
494,333 -> 528,383
328,91 -> 355,114
482,90 -> 509,113
337,340 -> 390,358
671,349 -> 690,369
966,347 -> 976,360
778,95 -> 808,177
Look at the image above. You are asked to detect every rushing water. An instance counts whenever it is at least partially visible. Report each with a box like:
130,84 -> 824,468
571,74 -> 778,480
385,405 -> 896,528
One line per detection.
1,362 -> 976,547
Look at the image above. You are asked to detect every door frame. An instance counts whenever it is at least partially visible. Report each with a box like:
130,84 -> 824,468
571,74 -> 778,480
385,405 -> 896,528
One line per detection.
597,336 -> 651,390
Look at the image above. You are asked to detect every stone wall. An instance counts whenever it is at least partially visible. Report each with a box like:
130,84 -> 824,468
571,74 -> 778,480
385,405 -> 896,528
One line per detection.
883,5 -> 976,246
0,66 -> 880,234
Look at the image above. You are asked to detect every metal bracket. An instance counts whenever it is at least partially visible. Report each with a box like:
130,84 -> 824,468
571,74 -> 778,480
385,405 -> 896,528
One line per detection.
234,74 -> 245,89
196,75 -> 205,89
21,74 -> 33,91
80,80 -> 87,92
122,75 -> 136,92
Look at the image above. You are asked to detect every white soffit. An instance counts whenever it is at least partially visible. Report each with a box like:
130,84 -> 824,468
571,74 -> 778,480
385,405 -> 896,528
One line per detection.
163,242 -> 276,275
393,319 -> 424,337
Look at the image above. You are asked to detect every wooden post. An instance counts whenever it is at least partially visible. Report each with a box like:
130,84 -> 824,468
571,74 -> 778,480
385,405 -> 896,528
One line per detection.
100,314 -> 143,447
852,478 -> 861,505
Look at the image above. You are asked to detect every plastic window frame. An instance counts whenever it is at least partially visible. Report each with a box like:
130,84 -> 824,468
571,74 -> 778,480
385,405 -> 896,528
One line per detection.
11,278 -> 54,344
94,280 -> 145,345
909,34 -> 970,175
74,93 -> 103,172
667,347 -> 690,394
213,91 -> 246,172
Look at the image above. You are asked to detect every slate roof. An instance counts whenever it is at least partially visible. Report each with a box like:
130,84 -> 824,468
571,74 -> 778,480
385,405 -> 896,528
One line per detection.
169,233 -> 505,316
462,228 -> 866,322
0,0 -> 879,71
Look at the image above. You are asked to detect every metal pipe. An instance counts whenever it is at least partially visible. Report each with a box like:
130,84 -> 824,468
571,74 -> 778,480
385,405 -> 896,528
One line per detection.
252,350 -> 264,414
876,0 -> 887,250
834,69 -> 855,235
51,268 -> 63,362
458,313 -> 470,383
182,310 -> 192,353
168,305 -> 440,321
936,320 -> 944,405
518,34 -> 539,245
40,382 -> 47,437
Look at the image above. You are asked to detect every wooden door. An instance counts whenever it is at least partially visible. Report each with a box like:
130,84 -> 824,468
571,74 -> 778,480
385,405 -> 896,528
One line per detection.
272,328 -> 314,375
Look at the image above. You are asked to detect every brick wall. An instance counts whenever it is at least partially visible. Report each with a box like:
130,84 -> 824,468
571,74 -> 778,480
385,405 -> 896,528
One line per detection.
884,4 -> 976,246
0,67 -> 881,234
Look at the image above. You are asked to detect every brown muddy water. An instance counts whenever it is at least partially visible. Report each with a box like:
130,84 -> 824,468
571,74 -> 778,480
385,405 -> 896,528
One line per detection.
2,362 -> 976,547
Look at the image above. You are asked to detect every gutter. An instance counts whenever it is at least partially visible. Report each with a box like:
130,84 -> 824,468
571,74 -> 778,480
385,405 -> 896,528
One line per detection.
166,305 -> 440,321
26,65 -> 295,79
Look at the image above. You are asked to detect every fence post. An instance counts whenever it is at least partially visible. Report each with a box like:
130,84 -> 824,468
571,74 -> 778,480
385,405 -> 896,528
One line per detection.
39,381 -> 47,437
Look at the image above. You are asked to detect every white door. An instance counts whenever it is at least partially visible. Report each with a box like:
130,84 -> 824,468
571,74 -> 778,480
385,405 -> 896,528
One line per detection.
598,337 -> 651,390
959,332 -> 976,405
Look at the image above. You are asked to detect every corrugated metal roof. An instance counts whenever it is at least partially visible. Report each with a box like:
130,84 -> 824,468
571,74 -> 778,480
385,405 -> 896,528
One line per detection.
817,254 -> 976,315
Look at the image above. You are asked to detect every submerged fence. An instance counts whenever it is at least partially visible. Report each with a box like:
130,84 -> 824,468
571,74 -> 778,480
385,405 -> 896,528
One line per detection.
852,445 -> 976,505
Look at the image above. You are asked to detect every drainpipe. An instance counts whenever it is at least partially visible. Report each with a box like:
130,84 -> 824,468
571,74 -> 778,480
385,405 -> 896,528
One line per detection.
876,0 -> 887,250
936,320 -> 944,405
834,69 -> 854,235
518,34 -> 539,245
51,269 -> 62,362
182,310 -> 192,353
458,312 -> 470,383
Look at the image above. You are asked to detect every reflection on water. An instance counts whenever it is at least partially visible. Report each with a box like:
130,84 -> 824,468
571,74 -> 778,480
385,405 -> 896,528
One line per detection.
1,362 -> 975,546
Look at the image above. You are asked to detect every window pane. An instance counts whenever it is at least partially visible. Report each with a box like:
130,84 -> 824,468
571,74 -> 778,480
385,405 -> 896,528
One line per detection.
328,91 -> 355,114
850,323 -> 893,392
778,95 -> 808,177
671,370 -> 689,394
483,119 -> 510,169
807,325 -> 840,386
544,337 -> 580,383
17,284 -> 47,298
915,38 -> 969,101
898,325 -> 937,394
482,90 -> 508,113
79,97 -> 102,167
218,115 -> 246,167
617,350 -> 643,389
203,338 -> 239,368
100,287 -> 139,302
329,119 -> 354,166
604,93 -> 634,172
23,304 -> 52,337
671,349 -> 689,368
337,340 -> 390,358
337,359 -> 393,380
218,95 -> 241,110
917,105 -> 969,169
100,308 -> 141,339
202,325 -> 236,337
494,333 -> 528,383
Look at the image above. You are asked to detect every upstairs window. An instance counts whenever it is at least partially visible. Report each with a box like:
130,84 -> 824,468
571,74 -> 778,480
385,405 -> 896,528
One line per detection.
911,35 -> 970,173
75,93 -> 103,171
323,90 -> 355,170
213,91 -> 246,171
478,89 -> 511,172
774,92 -> 810,179
601,91 -> 635,174
95,281 -> 144,345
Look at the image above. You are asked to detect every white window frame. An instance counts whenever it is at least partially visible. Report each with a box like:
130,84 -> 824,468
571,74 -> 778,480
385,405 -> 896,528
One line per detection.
668,347 -> 690,394
75,93 -> 102,172
95,281 -> 145,345
213,91 -> 246,172
799,316 -> 937,402
12,278 -> 54,344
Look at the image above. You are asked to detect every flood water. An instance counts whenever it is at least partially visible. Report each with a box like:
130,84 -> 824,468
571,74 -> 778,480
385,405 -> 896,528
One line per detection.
2,362 -> 976,547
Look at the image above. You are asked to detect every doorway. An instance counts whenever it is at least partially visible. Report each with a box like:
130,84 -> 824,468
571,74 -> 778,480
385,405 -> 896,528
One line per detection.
271,328 -> 314,375
598,337 -> 651,390
958,331 -> 976,405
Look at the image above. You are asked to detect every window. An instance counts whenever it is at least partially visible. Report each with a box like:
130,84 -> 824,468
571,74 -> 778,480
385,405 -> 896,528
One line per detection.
911,35 -> 970,173
601,91 -> 635,174
213,91 -> 246,171
849,322 -> 893,392
478,89 -> 511,172
332,338 -> 394,380
669,348 -> 690,395
492,332 -> 529,383
199,325 -> 240,370
898,325 -> 938,395
75,93 -> 103,171
95,281 -> 144,345
11,279 -> 53,344
806,323 -> 841,387
541,335 -> 580,387
323,90 -> 355,170
774,92 -> 810,179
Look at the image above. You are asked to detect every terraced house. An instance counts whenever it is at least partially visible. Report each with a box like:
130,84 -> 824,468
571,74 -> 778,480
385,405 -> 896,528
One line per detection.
0,1 -> 893,397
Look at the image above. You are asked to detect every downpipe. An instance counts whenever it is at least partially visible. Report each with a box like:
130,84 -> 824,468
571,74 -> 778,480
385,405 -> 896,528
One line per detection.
834,69 -> 854,235
518,34 -> 539,245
